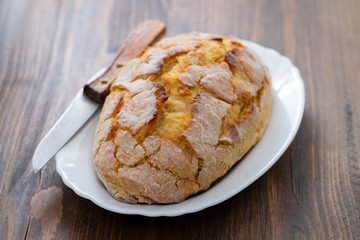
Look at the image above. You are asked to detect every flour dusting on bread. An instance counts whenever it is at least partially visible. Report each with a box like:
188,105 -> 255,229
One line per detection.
93,32 -> 272,204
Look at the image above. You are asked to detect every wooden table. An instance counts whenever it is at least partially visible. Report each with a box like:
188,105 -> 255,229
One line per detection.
1,0 -> 359,239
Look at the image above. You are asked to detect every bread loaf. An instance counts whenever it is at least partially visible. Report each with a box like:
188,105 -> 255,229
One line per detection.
93,32 -> 272,204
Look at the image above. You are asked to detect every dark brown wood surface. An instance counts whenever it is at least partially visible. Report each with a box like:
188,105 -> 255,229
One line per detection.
84,19 -> 165,103
0,0 -> 359,239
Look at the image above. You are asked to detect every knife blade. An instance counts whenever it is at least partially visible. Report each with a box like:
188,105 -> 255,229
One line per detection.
32,70 -> 103,173
32,20 -> 166,173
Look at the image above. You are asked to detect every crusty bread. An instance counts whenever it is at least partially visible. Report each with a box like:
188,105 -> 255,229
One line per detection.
93,32 -> 272,204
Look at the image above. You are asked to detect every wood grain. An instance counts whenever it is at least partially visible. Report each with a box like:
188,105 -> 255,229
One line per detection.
0,0 -> 359,239
84,19 -> 165,103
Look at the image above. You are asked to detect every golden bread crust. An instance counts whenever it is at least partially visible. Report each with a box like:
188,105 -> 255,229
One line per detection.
93,32 -> 272,204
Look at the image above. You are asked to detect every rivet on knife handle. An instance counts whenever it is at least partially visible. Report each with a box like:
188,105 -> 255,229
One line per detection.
83,20 -> 166,104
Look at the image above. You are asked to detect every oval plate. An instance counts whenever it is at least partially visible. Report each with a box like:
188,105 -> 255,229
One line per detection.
56,40 -> 305,217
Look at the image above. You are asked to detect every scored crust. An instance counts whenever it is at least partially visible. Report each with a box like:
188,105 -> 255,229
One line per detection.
93,32 -> 272,204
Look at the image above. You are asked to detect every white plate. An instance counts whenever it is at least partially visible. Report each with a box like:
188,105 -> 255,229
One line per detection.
56,40 -> 305,217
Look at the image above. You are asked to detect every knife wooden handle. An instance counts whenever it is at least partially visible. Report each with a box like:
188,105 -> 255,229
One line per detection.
84,20 -> 166,103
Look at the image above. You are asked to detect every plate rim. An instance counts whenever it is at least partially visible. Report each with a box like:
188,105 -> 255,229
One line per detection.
56,39 -> 305,217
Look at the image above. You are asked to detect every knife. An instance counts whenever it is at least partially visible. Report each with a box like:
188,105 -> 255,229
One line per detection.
32,20 -> 166,173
